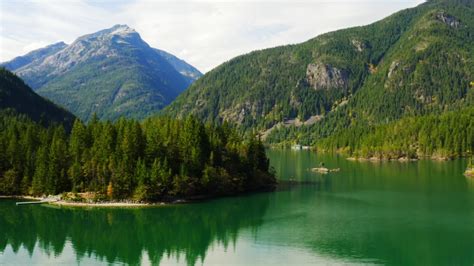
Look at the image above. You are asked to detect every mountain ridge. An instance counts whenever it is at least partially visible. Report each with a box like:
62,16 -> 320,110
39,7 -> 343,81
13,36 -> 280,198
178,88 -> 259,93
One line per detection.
2,24 -> 202,121
164,0 -> 473,145
2,42 -> 67,72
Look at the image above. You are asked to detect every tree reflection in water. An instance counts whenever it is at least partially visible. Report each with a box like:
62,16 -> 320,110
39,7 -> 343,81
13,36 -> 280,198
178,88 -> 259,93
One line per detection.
0,194 -> 270,265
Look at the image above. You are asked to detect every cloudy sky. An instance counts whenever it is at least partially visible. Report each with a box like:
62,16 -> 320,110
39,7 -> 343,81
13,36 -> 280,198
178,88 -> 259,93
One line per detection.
1,0 -> 424,72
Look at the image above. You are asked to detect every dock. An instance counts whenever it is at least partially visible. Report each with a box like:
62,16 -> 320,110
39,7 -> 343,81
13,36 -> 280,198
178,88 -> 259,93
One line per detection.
16,201 -> 45,205
16,197 -> 60,206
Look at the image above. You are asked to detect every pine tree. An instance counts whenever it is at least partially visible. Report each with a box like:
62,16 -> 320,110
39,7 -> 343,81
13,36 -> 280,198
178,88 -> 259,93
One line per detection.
32,145 -> 48,195
48,126 -> 70,194
134,159 -> 150,201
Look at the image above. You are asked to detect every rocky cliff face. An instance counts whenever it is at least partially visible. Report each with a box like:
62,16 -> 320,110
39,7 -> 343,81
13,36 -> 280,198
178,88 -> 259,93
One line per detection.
306,62 -> 349,91
435,11 -> 461,28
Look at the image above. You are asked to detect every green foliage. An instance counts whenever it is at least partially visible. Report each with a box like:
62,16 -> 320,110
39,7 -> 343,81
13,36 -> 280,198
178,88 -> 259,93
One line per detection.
0,113 -> 276,200
315,107 -> 474,159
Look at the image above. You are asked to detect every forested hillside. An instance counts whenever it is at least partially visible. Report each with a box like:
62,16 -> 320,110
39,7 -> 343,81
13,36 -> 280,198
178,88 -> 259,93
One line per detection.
164,0 -> 473,151
0,114 -> 275,200
0,68 -> 75,127
313,107 -> 474,160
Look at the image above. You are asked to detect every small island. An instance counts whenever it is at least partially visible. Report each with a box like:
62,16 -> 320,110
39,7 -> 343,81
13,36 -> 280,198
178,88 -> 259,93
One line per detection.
0,115 -> 276,205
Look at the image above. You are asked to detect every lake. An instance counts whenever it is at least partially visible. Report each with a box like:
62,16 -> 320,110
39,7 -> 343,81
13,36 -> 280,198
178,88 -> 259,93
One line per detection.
1,150 -> 473,265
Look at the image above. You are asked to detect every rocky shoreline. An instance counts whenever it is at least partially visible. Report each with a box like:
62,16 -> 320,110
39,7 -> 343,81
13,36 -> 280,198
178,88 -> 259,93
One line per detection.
1,185 -> 277,208
346,157 -> 419,162
345,155 -> 457,162
0,195 -> 188,207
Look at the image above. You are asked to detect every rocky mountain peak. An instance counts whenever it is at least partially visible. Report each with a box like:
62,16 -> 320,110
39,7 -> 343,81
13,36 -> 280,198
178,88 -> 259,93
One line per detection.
108,24 -> 136,35
23,25 -> 148,80
76,24 -> 141,43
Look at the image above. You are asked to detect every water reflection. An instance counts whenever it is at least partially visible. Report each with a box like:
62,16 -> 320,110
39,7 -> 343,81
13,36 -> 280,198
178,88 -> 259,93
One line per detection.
0,194 -> 270,265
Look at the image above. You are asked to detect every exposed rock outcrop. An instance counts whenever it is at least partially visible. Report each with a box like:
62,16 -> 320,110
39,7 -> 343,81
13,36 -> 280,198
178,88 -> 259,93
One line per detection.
220,101 -> 260,124
435,11 -> 461,28
351,39 -> 368,52
306,62 -> 349,90
385,60 -> 415,89
387,60 -> 401,78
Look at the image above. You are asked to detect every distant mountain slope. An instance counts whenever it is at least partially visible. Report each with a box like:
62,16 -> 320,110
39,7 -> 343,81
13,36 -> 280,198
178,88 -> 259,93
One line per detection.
2,42 -> 67,71
154,49 -> 202,85
2,25 -> 202,121
0,68 -> 75,127
164,0 -> 473,144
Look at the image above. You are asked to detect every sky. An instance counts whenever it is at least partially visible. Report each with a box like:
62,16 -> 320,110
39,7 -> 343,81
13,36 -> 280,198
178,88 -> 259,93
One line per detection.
0,0 -> 425,73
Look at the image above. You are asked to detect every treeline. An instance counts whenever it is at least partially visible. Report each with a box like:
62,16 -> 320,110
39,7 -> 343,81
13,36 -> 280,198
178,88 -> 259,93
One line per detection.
315,107 -> 474,159
0,112 -> 275,201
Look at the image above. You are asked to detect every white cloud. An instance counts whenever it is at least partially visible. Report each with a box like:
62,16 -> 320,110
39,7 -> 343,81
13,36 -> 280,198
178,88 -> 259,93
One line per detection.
0,0 -> 425,72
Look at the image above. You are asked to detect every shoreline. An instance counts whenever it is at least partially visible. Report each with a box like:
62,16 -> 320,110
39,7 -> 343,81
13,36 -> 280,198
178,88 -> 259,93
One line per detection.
50,200 -> 152,207
0,195 -> 186,208
346,157 -> 420,162
0,186 -> 276,208
0,195 -> 42,200
267,146 -> 467,162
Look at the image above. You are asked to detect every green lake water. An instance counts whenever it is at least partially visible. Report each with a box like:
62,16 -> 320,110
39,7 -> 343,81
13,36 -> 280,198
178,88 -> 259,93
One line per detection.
1,150 -> 473,265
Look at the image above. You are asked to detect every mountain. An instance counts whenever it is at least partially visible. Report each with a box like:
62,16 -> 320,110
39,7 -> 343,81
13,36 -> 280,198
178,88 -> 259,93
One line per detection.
154,49 -> 202,85
2,25 -> 202,121
164,0 -> 473,144
0,68 -> 75,126
2,42 -> 67,71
